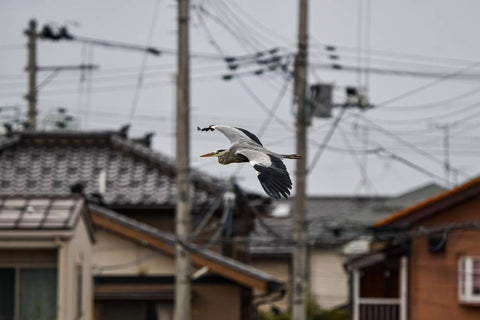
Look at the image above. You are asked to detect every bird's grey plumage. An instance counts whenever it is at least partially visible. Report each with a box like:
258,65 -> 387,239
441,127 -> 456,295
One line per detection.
198,125 -> 299,200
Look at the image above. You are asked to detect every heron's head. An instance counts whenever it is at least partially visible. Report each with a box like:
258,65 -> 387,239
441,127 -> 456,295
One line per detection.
200,149 -> 226,158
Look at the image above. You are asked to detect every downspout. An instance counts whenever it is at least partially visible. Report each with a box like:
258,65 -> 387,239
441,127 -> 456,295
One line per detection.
253,285 -> 286,306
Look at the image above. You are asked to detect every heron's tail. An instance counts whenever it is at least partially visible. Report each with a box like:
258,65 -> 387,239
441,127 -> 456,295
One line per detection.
282,154 -> 302,159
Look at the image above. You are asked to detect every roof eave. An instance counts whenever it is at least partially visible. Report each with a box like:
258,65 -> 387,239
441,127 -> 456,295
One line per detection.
374,176 -> 480,228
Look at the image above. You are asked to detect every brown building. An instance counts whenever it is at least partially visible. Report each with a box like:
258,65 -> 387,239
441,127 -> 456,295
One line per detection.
347,176 -> 480,320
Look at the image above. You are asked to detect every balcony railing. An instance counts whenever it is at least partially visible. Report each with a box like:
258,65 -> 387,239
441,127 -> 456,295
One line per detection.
358,298 -> 400,320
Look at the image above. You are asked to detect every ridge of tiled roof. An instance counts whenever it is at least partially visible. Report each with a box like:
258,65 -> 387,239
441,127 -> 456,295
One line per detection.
0,130 -> 228,207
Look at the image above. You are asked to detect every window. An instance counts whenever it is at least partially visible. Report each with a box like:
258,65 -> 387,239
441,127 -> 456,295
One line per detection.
459,257 -> 480,303
0,267 -> 57,320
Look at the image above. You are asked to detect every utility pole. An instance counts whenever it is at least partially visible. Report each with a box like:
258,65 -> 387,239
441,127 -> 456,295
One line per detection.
25,19 -> 37,130
292,0 -> 308,320
175,0 -> 191,320
432,123 -> 452,186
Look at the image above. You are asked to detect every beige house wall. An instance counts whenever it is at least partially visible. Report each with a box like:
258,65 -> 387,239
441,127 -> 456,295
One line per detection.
309,249 -> 348,309
59,217 -> 94,320
0,216 -> 94,320
92,229 -> 175,276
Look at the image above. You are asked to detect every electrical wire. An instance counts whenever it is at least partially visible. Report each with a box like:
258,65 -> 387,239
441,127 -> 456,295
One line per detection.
220,0 -> 293,45
375,86 -> 480,111
312,63 -> 480,83
128,0 -> 162,125
337,125 -> 377,195
356,114 -> 469,178
310,41 -> 480,68
376,60 -> 480,107
366,101 -> 480,125
308,107 -> 348,172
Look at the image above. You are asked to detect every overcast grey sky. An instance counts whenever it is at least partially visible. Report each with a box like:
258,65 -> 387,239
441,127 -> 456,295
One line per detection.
1,0 -> 480,197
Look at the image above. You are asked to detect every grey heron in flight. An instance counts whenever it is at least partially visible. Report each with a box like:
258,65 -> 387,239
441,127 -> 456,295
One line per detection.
198,125 -> 301,200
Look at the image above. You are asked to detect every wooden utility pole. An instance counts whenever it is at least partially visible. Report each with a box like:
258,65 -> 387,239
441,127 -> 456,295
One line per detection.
292,1 -> 308,320
26,19 -> 37,130
175,0 -> 191,319
432,123 -> 452,186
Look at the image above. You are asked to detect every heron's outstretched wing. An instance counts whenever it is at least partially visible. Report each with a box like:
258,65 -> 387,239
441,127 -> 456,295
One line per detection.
236,149 -> 292,200
198,125 -> 263,146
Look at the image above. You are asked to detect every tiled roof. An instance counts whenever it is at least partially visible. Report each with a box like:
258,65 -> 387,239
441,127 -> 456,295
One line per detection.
249,197 -> 390,255
0,130 -> 227,209
0,194 -> 84,230
249,184 -> 446,254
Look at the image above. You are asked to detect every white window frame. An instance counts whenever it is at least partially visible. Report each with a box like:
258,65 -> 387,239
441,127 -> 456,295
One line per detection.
458,256 -> 480,303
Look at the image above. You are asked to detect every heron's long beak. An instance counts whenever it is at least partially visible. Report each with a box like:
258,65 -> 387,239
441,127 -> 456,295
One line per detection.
200,152 -> 216,157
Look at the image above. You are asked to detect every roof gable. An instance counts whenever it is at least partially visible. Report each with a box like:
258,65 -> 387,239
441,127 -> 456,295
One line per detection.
89,203 -> 283,292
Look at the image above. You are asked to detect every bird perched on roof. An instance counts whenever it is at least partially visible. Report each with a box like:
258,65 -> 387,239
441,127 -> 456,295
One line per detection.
198,125 -> 301,200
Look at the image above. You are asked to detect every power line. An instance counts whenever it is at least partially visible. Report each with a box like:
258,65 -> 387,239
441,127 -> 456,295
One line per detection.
375,86 -> 480,111
308,107 -> 348,172
220,0 -> 294,45
376,60 -> 480,107
356,114 -> 469,179
310,41 -> 480,68
337,125 -> 377,195
128,0 -> 162,125
378,148 -> 452,186
365,101 -> 480,125
312,63 -> 480,83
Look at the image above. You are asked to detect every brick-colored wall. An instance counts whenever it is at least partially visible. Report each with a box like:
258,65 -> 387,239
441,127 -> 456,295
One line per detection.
410,197 -> 480,320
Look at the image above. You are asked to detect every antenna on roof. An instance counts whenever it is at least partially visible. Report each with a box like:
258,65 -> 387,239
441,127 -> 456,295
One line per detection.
133,132 -> 155,147
119,124 -> 130,138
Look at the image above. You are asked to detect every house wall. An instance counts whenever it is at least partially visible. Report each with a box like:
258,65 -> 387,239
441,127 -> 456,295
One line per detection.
94,282 -> 242,320
93,229 -> 247,320
310,249 -> 348,309
192,284 -> 242,320
92,229 -> 175,276
251,258 -> 290,311
410,197 -> 480,320
121,212 -> 175,234
60,217 -> 94,320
